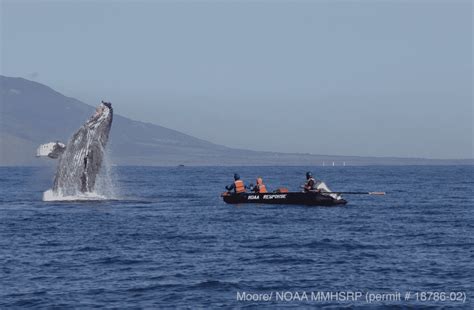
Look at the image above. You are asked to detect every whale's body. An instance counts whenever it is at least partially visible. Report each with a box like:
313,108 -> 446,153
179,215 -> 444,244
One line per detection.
39,102 -> 113,196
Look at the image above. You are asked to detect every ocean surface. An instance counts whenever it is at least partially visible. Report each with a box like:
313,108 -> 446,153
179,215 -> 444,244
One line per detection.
1,165 -> 473,308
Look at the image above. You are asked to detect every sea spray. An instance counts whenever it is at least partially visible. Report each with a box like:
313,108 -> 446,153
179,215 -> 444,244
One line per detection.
94,148 -> 119,199
42,189 -> 107,201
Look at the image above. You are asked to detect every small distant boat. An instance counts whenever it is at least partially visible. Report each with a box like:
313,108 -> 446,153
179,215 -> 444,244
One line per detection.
178,164 -> 185,167
222,191 -> 347,206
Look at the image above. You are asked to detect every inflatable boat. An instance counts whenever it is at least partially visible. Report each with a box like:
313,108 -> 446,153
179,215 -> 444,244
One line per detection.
222,191 -> 347,206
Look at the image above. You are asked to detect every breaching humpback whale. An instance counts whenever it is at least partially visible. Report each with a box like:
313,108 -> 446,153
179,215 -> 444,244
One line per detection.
38,101 -> 113,196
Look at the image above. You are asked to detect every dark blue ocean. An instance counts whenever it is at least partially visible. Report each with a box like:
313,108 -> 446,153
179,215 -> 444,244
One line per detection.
1,166 -> 473,308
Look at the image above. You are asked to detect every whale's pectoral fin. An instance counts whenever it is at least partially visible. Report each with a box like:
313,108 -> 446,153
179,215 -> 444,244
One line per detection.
80,153 -> 89,192
80,172 -> 87,192
36,142 -> 66,159
80,151 -> 98,193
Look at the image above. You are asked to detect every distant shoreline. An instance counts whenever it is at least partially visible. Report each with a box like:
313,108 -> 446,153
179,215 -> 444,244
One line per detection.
1,162 -> 473,168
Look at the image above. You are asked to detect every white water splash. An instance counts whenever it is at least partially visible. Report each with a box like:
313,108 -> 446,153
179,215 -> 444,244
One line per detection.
43,150 -> 119,202
43,189 -> 108,201
94,148 -> 118,198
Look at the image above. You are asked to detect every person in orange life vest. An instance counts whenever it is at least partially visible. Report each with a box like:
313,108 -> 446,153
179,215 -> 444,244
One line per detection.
303,171 -> 319,192
252,177 -> 268,193
226,174 -> 247,193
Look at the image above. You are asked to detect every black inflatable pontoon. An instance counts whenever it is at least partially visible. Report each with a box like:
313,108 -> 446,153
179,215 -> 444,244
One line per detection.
222,191 -> 347,206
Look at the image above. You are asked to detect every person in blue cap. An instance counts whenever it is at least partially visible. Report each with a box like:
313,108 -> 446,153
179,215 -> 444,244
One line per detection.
226,173 -> 247,193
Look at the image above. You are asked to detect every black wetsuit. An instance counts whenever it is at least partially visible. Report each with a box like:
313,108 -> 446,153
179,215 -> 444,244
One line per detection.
304,177 -> 316,192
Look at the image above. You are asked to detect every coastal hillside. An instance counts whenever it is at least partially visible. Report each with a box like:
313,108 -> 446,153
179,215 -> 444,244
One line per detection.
0,76 -> 471,166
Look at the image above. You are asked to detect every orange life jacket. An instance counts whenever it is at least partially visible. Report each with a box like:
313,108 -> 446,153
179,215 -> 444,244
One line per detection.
234,180 -> 246,193
256,178 -> 268,193
257,184 -> 267,193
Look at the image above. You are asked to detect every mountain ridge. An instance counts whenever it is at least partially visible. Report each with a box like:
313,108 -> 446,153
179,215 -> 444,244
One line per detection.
1,75 -> 472,166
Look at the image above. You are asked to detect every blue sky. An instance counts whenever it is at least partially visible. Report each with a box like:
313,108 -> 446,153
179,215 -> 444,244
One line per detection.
1,0 -> 472,159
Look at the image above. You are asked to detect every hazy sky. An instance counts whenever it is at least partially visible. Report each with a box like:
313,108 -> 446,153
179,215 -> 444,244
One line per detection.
1,0 -> 472,159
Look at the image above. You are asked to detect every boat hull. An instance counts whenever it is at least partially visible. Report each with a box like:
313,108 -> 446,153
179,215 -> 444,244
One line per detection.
222,192 -> 347,206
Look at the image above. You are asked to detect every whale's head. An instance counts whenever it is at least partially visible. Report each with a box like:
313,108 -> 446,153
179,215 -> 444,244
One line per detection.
85,101 -> 113,144
89,101 -> 113,126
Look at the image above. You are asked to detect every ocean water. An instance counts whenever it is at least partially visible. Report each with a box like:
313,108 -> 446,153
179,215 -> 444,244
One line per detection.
1,165 -> 473,308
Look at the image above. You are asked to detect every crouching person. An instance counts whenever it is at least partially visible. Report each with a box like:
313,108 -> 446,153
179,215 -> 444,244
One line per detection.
252,177 -> 268,193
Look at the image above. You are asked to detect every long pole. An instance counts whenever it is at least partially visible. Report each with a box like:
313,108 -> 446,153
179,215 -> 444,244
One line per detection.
323,191 -> 386,195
